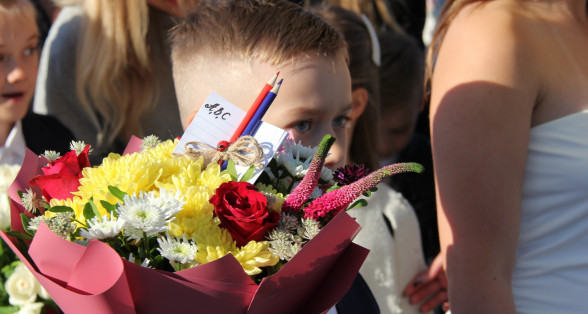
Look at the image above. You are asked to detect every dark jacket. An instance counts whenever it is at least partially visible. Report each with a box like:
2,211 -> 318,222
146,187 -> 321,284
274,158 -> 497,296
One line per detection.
22,112 -> 76,156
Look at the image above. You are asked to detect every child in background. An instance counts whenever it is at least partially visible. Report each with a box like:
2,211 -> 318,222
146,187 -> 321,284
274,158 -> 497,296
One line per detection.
377,31 -> 446,313
312,5 -> 436,313
170,0 -> 378,311
0,0 -> 73,166
377,31 -> 439,264
33,0 -> 186,163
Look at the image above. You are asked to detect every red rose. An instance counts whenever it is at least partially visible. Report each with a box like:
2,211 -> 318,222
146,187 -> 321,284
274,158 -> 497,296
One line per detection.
30,145 -> 92,201
210,181 -> 279,247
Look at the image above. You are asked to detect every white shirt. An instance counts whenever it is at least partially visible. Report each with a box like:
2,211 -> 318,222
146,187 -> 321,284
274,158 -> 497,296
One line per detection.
0,121 -> 26,166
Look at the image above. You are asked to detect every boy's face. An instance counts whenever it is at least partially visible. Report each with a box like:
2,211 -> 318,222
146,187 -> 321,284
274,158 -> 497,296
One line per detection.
176,53 -> 352,170
0,13 -> 39,124
377,104 -> 420,160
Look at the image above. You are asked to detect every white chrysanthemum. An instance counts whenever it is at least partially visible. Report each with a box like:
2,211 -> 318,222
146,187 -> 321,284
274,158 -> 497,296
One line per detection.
282,140 -> 316,162
276,154 -> 307,178
27,216 -> 45,232
69,140 -> 91,155
5,264 -> 40,306
41,150 -> 61,163
140,135 -> 161,150
276,144 -> 333,182
79,214 -> 124,240
117,190 -> 181,238
20,189 -> 38,213
157,234 -> 198,265
147,188 -> 184,216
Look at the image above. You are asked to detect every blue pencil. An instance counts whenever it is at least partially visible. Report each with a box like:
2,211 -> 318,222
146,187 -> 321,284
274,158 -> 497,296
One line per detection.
241,79 -> 283,136
220,79 -> 282,171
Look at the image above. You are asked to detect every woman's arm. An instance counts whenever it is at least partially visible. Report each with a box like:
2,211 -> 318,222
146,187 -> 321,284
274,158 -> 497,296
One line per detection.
430,3 -> 539,313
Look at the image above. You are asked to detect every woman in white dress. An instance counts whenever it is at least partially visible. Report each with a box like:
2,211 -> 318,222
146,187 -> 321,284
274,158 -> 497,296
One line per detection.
428,0 -> 588,312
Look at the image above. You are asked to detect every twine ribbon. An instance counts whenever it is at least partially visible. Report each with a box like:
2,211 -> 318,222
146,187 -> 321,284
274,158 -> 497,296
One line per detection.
183,136 -> 264,168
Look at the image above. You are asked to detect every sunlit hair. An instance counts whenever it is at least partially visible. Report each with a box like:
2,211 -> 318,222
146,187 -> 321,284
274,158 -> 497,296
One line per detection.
55,0 -> 156,149
0,0 -> 38,31
311,4 -> 380,170
171,0 -> 347,67
425,0 -> 485,94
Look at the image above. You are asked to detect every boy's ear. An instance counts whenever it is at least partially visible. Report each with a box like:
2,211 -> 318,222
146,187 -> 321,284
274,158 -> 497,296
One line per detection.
185,110 -> 198,127
350,88 -> 369,119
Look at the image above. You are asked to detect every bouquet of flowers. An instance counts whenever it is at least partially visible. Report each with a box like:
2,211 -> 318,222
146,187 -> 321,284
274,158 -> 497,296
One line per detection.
1,133 -> 422,313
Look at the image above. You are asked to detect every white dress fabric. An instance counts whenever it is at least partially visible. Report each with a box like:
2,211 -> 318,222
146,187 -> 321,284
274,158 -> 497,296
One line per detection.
349,184 -> 429,314
513,110 -> 588,313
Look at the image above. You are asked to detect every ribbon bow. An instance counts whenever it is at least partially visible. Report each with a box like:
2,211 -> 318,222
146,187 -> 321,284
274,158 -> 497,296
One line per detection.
183,136 -> 264,168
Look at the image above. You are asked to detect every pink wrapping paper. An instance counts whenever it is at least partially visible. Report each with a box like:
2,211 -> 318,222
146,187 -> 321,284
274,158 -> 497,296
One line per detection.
1,145 -> 369,313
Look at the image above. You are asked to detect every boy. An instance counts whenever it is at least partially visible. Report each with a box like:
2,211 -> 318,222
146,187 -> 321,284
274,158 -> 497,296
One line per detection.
0,0 -> 73,165
170,0 -> 374,172
170,0 -> 377,312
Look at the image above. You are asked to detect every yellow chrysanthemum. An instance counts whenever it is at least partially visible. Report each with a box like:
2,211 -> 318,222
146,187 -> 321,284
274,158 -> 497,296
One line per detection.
50,139 -> 279,273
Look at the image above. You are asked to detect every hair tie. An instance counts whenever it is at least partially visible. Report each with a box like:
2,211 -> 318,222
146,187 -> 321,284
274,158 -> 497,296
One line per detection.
361,14 -> 381,66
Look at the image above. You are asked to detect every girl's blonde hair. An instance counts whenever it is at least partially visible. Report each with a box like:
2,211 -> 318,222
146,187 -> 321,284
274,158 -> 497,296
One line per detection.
62,0 -> 157,148
0,0 -> 37,29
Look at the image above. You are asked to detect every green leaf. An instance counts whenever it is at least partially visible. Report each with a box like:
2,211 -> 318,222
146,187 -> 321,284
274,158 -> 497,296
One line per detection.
347,199 -> 368,210
326,184 -> 341,193
5,230 -> 32,240
19,214 -> 33,236
0,305 -> 20,313
226,159 -> 238,181
239,165 -> 255,182
83,199 -> 101,220
100,200 -> 117,213
16,190 -> 24,200
48,206 -> 74,213
362,190 -> 372,197
108,185 -> 127,202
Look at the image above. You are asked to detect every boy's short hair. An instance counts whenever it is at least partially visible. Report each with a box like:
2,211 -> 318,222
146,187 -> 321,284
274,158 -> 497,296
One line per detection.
170,0 -> 348,66
0,0 -> 37,27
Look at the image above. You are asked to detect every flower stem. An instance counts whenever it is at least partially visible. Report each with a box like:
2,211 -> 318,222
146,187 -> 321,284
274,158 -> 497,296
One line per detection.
142,231 -> 150,259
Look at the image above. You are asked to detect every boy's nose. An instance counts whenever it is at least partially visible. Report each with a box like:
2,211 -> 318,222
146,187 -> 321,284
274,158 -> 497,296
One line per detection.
324,139 -> 346,171
7,62 -> 27,84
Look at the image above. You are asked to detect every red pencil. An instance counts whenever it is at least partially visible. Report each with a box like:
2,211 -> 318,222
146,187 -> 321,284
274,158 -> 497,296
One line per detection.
229,72 -> 279,143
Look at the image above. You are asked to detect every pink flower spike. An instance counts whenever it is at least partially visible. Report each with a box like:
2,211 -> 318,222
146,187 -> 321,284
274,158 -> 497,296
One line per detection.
303,162 -> 424,220
282,135 -> 336,212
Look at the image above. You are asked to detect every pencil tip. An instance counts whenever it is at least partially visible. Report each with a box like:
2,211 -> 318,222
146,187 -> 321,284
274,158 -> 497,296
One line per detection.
278,78 -> 283,84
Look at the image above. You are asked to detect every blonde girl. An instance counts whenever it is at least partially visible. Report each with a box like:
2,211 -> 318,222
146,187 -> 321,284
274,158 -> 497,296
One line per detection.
34,0 -> 189,162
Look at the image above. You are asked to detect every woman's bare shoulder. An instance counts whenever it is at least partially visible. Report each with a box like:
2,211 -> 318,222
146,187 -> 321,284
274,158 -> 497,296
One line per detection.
434,1 -> 542,96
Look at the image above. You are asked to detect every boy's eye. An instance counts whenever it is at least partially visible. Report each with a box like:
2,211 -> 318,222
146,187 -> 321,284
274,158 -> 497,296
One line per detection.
0,54 -> 4,62
23,47 -> 37,56
333,115 -> 351,128
292,120 -> 311,132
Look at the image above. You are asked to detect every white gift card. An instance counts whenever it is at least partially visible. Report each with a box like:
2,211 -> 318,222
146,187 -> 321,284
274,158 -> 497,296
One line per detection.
174,92 -> 288,183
